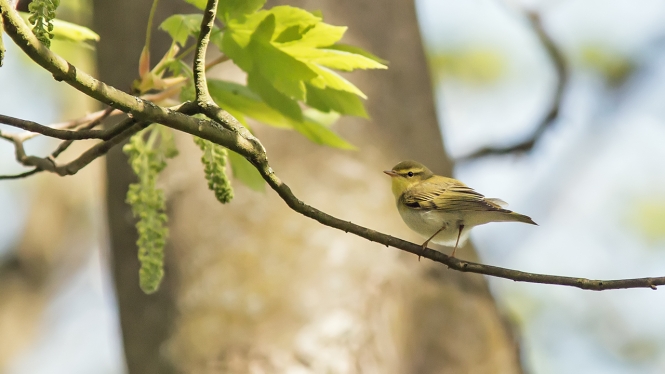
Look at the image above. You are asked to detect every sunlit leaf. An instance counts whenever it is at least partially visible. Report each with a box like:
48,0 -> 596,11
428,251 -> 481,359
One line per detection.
282,46 -> 386,71
159,14 -> 226,49
219,0 -> 266,21
308,64 -> 366,98
247,71 -> 303,121
327,43 -> 387,64
306,84 -> 367,118
159,14 -> 203,46
183,0 -> 206,10
291,109 -> 355,150
208,79 -> 293,128
279,22 -> 345,48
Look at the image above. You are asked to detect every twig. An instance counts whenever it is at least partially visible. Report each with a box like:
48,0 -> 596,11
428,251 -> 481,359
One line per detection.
0,112 -> 127,141
254,163 -> 663,291
205,54 -> 229,70
458,12 -> 568,161
11,119 -> 147,176
0,168 -> 39,180
193,0 -> 219,104
2,0 -> 664,291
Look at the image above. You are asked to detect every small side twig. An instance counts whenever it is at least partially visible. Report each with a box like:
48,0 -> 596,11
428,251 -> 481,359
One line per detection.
458,11 -> 568,161
0,110 -> 126,141
10,119 -> 147,176
0,168 -> 40,180
193,0 -> 219,104
1,118 -> 144,177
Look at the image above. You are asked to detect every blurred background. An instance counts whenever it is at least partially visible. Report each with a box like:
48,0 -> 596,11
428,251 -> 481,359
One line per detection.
2,0 -> 665,373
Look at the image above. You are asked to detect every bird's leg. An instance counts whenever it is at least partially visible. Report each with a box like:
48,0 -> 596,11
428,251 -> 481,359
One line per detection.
450,224 -> 465,258
420,224 -> 447,261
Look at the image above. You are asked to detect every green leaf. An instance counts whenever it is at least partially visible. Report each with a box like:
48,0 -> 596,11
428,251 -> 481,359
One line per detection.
279,22 -> 345,48
194,136 -> 234,203
283,47 -> 387,72
308,64 -> 366,98
208,79 -> 293,128
159,14 -> 203,47
274,25 -> 304,43
291,110 -> 355,150
267,6 -> 321,37
247,71 -> 303,121
51,18 -> 99,42
327,43 -> 388,64
227,151 -> 265,191
183,0 -> 206,10
210,26 -> 225,51
247,14 -> 316,100
160,13 -> 226,51
219,0 -> 266,21
306,84 -> 367,118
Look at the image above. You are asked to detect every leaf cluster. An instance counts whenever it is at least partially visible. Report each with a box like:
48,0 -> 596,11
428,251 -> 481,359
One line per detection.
10,0 -> 387,293
159,1 -> 386,149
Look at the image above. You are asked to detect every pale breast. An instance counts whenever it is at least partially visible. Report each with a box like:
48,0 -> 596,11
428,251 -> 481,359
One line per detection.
397,203 -> 468,246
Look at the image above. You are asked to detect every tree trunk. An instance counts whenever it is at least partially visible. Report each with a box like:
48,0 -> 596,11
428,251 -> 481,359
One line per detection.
93,0 -> 524,372
93,1 -> 190,373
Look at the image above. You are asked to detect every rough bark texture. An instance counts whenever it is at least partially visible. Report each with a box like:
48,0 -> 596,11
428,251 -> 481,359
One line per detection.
93,1 -> 190,373
93,0 -> 524,373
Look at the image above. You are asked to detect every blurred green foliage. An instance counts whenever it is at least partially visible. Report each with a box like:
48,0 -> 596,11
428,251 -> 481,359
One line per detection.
579,46 -> 634,87
428,48 -> 505,84
631,198 -> 665,244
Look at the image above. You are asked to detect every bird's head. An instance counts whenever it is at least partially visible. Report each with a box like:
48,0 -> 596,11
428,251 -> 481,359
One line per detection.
384,160 -> 434,198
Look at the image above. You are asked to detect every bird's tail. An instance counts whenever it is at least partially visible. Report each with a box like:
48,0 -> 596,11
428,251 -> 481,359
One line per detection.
505,211 -> 538,225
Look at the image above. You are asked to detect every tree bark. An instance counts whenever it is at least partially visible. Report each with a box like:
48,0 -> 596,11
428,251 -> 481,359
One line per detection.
93,1 -> 190,373
92,0 -> 524,372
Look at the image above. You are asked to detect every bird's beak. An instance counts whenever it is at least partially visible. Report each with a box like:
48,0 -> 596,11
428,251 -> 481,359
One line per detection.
383,170 -> 398,177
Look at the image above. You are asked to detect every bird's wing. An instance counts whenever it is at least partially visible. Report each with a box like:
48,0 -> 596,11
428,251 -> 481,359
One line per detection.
402,178 -> 508,212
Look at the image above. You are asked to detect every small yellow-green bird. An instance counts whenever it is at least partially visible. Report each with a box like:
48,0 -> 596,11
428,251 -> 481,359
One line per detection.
384,160 -> 537,257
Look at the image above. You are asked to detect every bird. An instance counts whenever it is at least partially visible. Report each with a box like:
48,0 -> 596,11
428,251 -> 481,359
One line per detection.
384,160 -> 537,258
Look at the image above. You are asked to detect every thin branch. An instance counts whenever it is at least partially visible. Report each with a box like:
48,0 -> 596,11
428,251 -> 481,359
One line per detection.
0,2 -> 239,141
0,168 -> 40,180
458,12 -> 568,161
193,0 -> 219,104
49,107 -> 122,158
2,0 -> 664,291
0,112 -> 129,141
11,119 -> 147,176
253,163 -> 663,291
206,54 -> 230,70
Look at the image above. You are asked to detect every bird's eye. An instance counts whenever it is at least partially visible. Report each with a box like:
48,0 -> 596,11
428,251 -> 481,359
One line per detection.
407,171 -> 414,177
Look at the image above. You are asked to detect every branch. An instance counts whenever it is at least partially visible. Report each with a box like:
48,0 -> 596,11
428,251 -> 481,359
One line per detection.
193,0 -> 219,104
0,1 -> 248,148
2,0 -> 664,291
0,168 -> 40,180
458,12 -> 568,161
10,119 -> 147,176
0,110 -> 121,141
